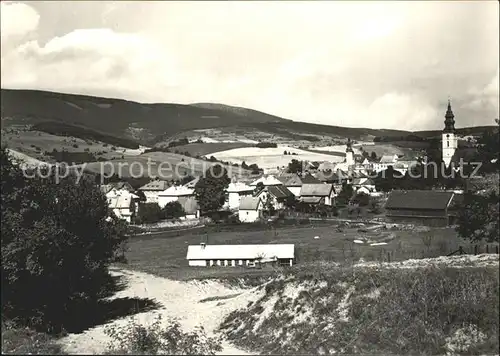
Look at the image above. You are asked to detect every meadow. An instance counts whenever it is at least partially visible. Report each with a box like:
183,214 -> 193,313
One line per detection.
1,129 -> 130,162
166,142 -> 253,157
119,221 -> 490,281
208,146 -> 345,171
82,151 -> 250,180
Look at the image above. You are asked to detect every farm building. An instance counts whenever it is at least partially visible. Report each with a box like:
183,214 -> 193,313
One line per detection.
226,182 -> 254,210
177,196 -> 200,220
238,196 -> 263,223
186,243 -> 295,267
385,190 -> 461,227
138,180 -> 170,204
279,173 -> 321,197
157,185 -> 195,208
299,183 -> 336,206
254,185 -> 294,210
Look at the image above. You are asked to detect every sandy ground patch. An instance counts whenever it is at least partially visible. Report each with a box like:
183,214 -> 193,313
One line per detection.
60,269 -> 264,355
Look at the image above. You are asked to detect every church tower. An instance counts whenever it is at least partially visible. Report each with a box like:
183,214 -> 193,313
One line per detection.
346,138 -> 354,167
442,99 -> 458,167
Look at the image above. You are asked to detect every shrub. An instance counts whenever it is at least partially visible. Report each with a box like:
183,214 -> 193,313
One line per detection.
136,203 -> 164,224
1,148 -> 128,333
104,315 -> 222,355
163,201 -> 185,219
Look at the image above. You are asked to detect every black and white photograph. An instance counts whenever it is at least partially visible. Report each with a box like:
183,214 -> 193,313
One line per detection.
1,1 -> 499,354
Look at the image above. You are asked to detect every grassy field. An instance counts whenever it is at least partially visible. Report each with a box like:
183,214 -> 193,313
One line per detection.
1,129 -> 132,162
164,142 -> 253,157
209,146 -> 345,171
119,222 -> 488,281
82,151 -> 251,180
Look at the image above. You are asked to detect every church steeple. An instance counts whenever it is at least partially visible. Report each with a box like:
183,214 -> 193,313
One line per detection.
346,138 -> 354,153
443,99 -> 456,133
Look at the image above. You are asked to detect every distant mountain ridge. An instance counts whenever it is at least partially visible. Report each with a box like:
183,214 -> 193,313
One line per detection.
1,88 -> 495,146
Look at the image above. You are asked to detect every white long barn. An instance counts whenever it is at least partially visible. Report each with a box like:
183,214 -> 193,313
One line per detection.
186,244 -> 295,267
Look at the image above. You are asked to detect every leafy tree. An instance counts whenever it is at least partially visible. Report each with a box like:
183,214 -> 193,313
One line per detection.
241,161 -> 249,170
136,202 -> 164,224
194,164 -> 230,215
362,150 -> 370,158
370,151 -> 377,160
456,190 -> 499,242
287,159 -> 303,174
476,119 -> 499,173
262,195 -> 276,218
284,194 -> 297,210
1,147 -> 127,332
351,191 -> 370,206
163,201 -> 185,219
373,166 -> 404,192
337,182 -> 354,206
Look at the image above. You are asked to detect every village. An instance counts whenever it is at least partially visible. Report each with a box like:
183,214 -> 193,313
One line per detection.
99,101 -> 497,269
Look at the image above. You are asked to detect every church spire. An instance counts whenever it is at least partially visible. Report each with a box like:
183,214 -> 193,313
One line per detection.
346,138 -> 354,153
443,99 -> 456,133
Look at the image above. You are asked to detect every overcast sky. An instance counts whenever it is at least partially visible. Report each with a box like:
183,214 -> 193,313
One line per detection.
1,1 -> 498,130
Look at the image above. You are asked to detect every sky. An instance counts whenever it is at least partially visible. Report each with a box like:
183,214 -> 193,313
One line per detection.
1,1 -> 498,131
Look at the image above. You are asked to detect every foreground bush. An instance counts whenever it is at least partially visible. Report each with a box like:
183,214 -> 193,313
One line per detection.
104,314 -> 222,355
1,147 -> 128,333
1,322 -> 63,355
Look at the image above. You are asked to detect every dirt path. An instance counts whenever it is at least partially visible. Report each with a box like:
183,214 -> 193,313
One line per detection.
60,268 -> 264,355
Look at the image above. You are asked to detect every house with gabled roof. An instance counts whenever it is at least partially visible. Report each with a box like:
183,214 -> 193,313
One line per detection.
385,190 -> 459,227
254,185 -> 294,210
138,179 -> 170,204
108,194 -> 137,223
100,182 -> 135,196
238,196 -> 263,223
277,173 -> 322,197
299,183 -> 336,206
158,185 -> 195,208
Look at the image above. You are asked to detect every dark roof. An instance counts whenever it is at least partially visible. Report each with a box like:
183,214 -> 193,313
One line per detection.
263,185 -> 294,199
139,180 -> 170,191
301,173 -> 321,184
385,190 -> 454,210
282,173 -> 322,187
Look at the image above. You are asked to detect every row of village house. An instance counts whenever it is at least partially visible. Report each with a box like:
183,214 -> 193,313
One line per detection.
101,172 -> 352,224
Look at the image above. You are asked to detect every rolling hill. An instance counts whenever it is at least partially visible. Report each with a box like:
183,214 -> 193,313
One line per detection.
1,88 -> 495,148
